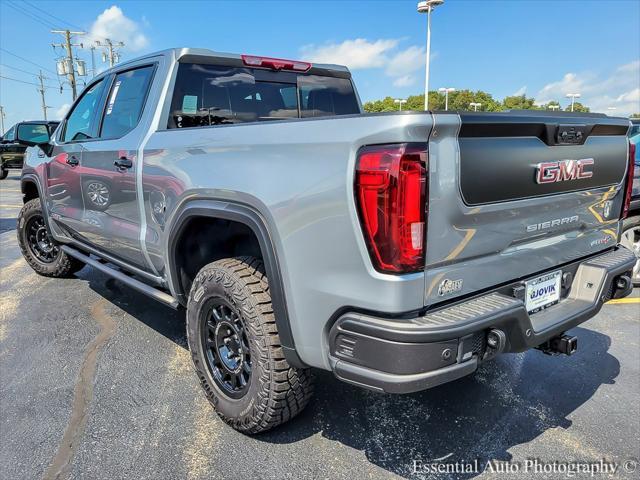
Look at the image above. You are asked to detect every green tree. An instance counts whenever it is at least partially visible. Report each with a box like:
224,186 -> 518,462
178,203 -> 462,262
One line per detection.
629,113 -> 640,118
564,102 -> 590,113
502,94 -> 537,110
363,96 -> 397,112
446,89 -> 502,112
363,92 -> 593,114
538,100 -> 561,111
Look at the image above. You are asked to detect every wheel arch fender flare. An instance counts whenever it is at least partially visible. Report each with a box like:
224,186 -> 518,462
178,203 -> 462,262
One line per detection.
20,174 -> 54,231
165,198 -> 305,368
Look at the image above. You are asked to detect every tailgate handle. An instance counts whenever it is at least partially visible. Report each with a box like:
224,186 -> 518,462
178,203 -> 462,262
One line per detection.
556,124 -> 588,145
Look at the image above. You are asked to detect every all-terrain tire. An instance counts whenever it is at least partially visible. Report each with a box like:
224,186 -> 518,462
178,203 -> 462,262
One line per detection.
0,165 -> 8,179
17,198 -> 84,277
186,256 -> 314,434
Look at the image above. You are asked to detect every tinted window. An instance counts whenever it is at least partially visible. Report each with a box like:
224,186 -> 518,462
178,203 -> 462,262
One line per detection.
17,123 -> 50,143
168,63 -> 359,129
298,75 -> 360,118
101,66 -> 154,138
3,125 -> 16,141
63,80 -> 107,142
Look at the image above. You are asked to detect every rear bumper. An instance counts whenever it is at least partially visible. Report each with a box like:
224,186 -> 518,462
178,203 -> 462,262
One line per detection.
328,246 -> 636,394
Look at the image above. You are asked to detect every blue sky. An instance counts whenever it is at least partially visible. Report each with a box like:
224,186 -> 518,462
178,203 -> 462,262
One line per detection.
1,0 -> 639,130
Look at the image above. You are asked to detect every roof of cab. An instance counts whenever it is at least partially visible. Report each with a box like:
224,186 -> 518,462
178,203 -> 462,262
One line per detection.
106,47 -> 351,75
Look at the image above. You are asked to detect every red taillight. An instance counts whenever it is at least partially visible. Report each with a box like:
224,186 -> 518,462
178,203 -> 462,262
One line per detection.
241,54 -> 311,72
355,144 -> 427,273
622,141 -> 636,219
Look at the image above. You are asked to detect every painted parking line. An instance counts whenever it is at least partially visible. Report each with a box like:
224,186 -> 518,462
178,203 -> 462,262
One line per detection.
0,204 -> 22,208
607,297 -> 640,305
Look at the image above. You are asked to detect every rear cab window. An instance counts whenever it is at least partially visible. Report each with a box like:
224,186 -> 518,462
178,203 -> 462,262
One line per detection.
168,63 -> 360,129
100,65 -> 155,139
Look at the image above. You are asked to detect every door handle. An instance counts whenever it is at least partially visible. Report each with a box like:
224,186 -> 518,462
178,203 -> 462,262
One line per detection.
114,157 -> 133,169
66,155 -> 79,166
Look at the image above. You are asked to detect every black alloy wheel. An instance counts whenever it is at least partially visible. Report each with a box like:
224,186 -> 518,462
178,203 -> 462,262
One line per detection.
201,299 -> 252,399
25,214 -> 60,263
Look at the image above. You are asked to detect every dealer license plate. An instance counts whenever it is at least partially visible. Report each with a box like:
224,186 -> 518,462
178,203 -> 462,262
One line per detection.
525,270 -> 562,314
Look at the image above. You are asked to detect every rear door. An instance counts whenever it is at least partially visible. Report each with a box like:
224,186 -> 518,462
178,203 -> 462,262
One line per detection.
75,64 -> 155,268
425,112 -> 630,306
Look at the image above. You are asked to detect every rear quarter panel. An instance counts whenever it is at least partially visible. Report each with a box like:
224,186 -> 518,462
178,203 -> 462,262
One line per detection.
142,113 -> 433,369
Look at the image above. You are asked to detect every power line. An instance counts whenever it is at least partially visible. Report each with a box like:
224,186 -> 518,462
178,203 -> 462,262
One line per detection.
4,0 -> 58,30
0,48 -> 58,76
0,63 -> 39,77
0,74 -> 42,87
21,0 -> 84,31
0,74 -> 69,91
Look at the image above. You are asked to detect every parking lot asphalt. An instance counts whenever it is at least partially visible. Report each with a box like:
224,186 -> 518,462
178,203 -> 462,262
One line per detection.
1,169 -> 639,480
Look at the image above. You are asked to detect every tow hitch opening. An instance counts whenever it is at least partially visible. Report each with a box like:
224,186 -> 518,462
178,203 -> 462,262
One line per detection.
536,334 -> 578,356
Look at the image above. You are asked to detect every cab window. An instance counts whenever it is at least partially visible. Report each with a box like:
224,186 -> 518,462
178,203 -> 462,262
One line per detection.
100,66 -> 155,139
3,125 -> 16,142
62,79 -> 107,142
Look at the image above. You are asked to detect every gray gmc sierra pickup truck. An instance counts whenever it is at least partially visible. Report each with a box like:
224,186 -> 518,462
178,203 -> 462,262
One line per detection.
16,48 -> 636,434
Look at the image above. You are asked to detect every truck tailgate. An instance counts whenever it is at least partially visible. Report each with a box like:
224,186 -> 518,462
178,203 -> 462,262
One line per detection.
425,112 -> 630,307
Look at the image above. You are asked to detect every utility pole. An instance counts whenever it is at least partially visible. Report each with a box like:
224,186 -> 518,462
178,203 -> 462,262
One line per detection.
96,39 -> 125,68
0,106 -> 5,135
36,71 -> 50,120
51,29 -> 85,101
90,44 -> 97,77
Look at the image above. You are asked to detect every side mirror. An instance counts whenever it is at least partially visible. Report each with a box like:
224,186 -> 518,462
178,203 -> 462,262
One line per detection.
16,123 -> 52,147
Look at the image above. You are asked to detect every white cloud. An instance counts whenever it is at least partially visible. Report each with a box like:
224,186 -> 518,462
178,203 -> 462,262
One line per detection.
88,5 -> 149,52
535,61 -> 640,115
535,73 -> 586,104
300,38 -> 398,70
512,86 -> 527,96
300,38 -> 427,88
393,75 -> 416,87
385,45 -> 425,77
54,104 -> 70,120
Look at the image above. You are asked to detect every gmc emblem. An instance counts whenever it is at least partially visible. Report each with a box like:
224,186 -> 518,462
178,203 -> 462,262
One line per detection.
535,158 -> 594,184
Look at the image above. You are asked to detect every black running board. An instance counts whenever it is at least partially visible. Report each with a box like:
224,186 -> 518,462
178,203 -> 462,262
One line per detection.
61,245 -> 180,309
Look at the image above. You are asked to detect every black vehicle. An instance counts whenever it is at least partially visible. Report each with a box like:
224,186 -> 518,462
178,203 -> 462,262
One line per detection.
0,121 -> 59,179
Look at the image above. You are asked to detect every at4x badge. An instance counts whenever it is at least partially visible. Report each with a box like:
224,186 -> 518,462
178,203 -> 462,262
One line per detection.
438,278 -> 463,296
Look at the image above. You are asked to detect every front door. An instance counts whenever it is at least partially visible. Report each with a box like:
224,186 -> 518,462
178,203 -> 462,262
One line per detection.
46,78 -> 109,237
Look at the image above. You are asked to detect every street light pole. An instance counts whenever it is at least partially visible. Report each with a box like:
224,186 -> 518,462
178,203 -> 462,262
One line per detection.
417,0 -> 444,111
439,87 -> 455,111
566,93 -> 581,112
0,105 -> 5,135
394,98 -> 407,111
469,102 -> 481,111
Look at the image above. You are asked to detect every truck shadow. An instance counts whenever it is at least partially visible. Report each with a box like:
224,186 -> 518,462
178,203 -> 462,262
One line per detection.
259,326 -> 618,479
78,269 -> 619,479
0,217 -> 17,233
80,267 -> 187,348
